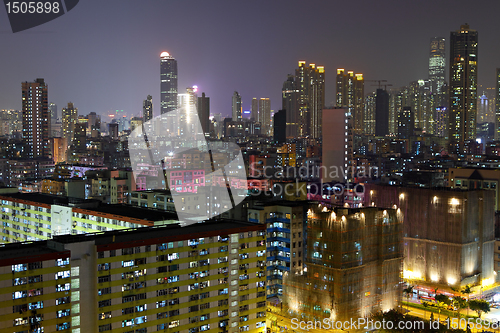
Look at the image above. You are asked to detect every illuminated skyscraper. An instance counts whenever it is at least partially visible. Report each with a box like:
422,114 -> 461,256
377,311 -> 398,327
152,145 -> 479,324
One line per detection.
336,69 -> 364,134
232,91 -> 242,121
178,86 -> 199,138
258,98 -> 271,135
22,78 -> 49,158
299,62 -> 325,138
284,61 -> 325,139
429,37 -> 446,96
364,92 -> 376,135
143,95 -> 153,122
160,51 -> 178,133
62,102 -> 78,147
449,24 -> 478,149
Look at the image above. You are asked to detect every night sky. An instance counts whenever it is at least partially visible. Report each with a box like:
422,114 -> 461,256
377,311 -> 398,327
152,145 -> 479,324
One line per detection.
1,0 -> 500,121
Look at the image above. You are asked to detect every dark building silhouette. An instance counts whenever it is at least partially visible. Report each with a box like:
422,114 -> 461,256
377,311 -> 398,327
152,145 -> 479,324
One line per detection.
197,92 -> 210,135
375,88 -> 389,136
108,122 -> 118,140
398,106 -> 414,139
273,109 -> 286,144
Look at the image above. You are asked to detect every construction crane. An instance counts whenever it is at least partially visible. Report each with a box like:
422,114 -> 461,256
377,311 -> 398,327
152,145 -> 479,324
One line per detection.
365,79 -> 387,89
372,83 -> 393,90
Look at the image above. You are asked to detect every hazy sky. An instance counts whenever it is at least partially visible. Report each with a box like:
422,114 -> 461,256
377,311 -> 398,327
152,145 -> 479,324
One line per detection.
1,0 -> 499,121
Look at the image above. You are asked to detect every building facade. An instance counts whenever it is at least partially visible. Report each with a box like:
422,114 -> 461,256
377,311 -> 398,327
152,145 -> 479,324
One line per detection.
258,98 -> 270,136
0,220 -> 267,333
143,95 -> 153,123
366,185 -> 495,288
336,69 -> 364,134
160,52 -> 178,135
449,24 -> 478,151
283,206 -> 403,321
22,79 -> 49,158
61,103 -> 78,149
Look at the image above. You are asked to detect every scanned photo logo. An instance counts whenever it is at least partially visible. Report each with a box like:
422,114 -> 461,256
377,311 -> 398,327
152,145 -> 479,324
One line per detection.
3,0 -> 79,32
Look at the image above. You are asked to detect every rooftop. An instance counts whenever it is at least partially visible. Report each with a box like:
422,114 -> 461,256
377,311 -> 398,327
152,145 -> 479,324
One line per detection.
0,219 -> 263,262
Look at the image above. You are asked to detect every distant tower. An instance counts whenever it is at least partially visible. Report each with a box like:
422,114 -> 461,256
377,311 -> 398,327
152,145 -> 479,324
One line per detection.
197,92 -> 210,135
295,62 -> 325,138
273,109 -> 286,144
282,75 -> 298,138
49,102 -> 57,121
449,24 -> 478,150
429,37 -> 446,97
398,106 -> 414,139
160,51 -> 178,134
336,69 -> 364,134
258,98 -> 271,135
232,91 -> 242,121
178,86 -> 199,137
22,78 -> 49,158
143,95 -> 153,122
62,102 -> 78,147
251,97 -> 258,121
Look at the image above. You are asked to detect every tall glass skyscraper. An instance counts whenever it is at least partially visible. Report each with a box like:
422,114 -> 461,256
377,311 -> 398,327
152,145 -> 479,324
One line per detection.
449,24 -> 478,149
160,51 -> 178,134
429,37 -> 446,95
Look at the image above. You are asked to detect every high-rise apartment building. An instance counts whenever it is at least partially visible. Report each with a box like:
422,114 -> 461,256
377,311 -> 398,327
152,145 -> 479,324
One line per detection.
364,92 -> 376,135
197,92 -> 210,135
296,62 -> 325,138
160,51 -> 178,134
449,24 -> 478,150
336,69 -> 364,134
22,78 -> 49,158
258,98 -> 271,135
282,62 -> 325,139
143,95 -> 153,122
232,91 -> 242,121
61,102 -> 78,148
0,217 -> 267,333
248,202 -> 306,299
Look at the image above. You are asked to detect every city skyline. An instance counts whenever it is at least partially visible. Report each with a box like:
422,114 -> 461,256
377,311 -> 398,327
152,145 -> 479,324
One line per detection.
1,1 -> 500,119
